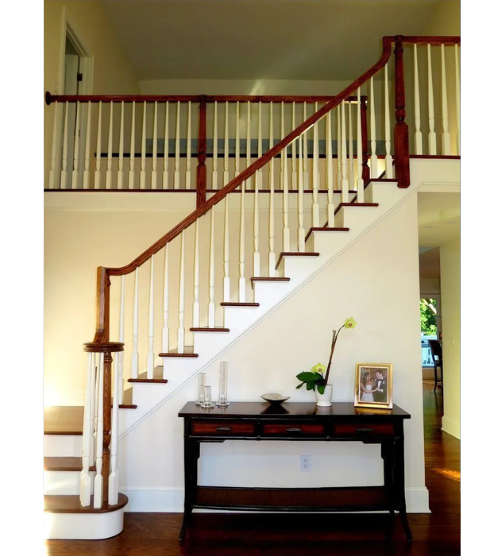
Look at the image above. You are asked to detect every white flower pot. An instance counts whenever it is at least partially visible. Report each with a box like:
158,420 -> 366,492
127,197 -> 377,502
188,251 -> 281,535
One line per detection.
315,384 -> 333,407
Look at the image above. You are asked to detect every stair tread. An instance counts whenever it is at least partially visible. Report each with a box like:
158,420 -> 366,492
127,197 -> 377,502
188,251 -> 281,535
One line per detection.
190,327 -> 230,332
160,346 -> 199,357
250,277 -> 291,281
119,387 -> 137,408
129,366 -> 168,382
305,227 -> 350,241
44,456 -> 96,472
44,406 -> 84,435
275,252 -> 320,271
44,493 -> 128,514
221,302 -> 260,307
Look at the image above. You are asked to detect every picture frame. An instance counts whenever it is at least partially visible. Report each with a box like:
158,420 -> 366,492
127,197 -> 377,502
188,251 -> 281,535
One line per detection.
354,363 -> 393,409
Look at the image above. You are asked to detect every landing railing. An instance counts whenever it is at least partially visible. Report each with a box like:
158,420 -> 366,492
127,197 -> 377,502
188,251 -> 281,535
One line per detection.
67,36 -> 460,509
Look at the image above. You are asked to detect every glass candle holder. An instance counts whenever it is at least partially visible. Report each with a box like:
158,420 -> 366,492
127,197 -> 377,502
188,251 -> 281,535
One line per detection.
216,362 -> 230,407
196,373 -> 206,406
201,385 -> 214,408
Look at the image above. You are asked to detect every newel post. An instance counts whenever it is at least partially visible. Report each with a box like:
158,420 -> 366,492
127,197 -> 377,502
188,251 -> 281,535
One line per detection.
393,36 -> 410,188
196,95 -> 207,207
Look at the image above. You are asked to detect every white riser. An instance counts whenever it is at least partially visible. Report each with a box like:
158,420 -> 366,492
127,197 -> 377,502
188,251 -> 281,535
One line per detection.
44,508 -> 125,540
44,470 -> 95,495
44,435 -> 82,457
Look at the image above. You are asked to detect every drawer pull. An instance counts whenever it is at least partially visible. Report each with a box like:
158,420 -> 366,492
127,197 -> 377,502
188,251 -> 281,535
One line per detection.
215,426 -> 232,431
286,427 -> 302,432
357,427 -> 374,433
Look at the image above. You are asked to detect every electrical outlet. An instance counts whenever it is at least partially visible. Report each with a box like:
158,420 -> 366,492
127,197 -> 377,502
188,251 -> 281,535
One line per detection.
300,454 -> 311,472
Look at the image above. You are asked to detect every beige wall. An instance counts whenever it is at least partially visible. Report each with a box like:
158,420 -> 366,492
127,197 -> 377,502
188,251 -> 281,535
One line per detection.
44,1 -> 140,185
440,236 -> 461,438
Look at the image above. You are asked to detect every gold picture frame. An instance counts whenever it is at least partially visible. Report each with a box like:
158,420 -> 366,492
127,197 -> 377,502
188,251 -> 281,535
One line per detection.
354,363 -> 393,409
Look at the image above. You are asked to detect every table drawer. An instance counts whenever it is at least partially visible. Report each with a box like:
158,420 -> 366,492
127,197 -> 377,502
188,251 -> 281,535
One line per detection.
333,423 -> 395,436
191,420 -> 256,436
262,423 -> 325,436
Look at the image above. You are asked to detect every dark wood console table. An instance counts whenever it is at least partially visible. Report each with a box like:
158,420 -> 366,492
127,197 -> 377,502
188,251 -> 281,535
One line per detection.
178,401 -> 412,541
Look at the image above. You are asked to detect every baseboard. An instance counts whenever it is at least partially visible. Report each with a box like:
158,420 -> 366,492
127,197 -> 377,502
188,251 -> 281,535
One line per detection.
441,416 -> 460,440
122,486 -> 430,513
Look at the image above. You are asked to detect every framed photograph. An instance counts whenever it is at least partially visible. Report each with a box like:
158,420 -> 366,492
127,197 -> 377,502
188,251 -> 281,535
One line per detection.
354,363 -> 393,409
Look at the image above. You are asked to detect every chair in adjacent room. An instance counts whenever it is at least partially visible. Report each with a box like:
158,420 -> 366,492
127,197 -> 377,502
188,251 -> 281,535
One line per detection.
428,339 -> 443,393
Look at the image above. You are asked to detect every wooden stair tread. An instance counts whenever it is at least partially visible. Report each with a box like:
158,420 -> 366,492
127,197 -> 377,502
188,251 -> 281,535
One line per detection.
221,302 -> 260,307
250,277 -> 290,282
44,493 -> 128,514
129,366 -> 168,382
44,406 -> 84,435
160,346 -> 199,357
44,456 -> 96,472
190,327 -> 230,332
275,252 -> 320,271
119,387 -> 137,408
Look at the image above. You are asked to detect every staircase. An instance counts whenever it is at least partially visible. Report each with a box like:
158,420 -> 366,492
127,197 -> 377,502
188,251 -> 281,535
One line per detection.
44,35 -> 461,540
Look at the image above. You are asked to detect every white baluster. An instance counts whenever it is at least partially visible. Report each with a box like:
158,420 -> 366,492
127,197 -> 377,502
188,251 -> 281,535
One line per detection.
49,103 -> 58,189
297,135 -> 305,252
80,352 -> 93,507
223,101 -> 230,185
440,44 -> 451,155
162,245 -> 170,354
384,64 -> 393,178
193,220 -> 200,327
209,208 -> 216,326
326,110 -> 335,227
356,87 -> 364,203
348,101 -> 355,189
369,77 -> 378,178
174,101 -> 181,189
151,101 -> 158,189
93,353 -> 104,509
163,101 -> 169,189
413,44 -> 423,155
60,101 -> 69,189
89,353 -> 97,466
253,102 -> 262,276
268,102 -> 276,277
312,102 -> 320,227
177,230 -> 185,353
131,268 -> 139,379
282,136 -> 290,252
128,101 -> 135,189
336,104 -> 341,193
455,45 -> 461,155
234,101 -> 240,178
117,275 -> 125,405
303,102 -> 309,190
71,102 -> 80,189
427,44 -> 437,155
341,102 -> 349,203
223,196 -> 230,302
117,102 -> 125,190
83,101 -> 92,190
106,101 -> 113,189
212,101 -> 218,189
140,102 -> 147,189
94,101 -> 102,189
280,102 -> 285,192
147,255 -> 155,379
186,101 -> 192,189
246,101 -> 251,189
109,325 -> 123,504
291,102 -> 297,191
239,177 -> 246,301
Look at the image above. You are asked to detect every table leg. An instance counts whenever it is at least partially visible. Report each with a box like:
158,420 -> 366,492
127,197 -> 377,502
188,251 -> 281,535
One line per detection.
179,438 -> 199,541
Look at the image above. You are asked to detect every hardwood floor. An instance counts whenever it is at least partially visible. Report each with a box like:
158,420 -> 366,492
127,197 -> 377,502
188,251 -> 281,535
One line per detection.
44,382 -> 460,555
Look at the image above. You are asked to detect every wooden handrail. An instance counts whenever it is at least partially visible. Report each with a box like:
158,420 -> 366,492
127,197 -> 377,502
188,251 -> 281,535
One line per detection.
106,36 -> 394,278
389,36 -> 460,46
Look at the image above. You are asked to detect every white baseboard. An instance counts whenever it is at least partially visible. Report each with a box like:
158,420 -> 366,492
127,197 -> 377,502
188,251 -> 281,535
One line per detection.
122,486 -> 430,514
441,416 -> 461,439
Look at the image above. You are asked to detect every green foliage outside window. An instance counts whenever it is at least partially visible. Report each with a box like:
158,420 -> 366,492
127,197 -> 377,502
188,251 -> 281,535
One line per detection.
420,298 -> 437,336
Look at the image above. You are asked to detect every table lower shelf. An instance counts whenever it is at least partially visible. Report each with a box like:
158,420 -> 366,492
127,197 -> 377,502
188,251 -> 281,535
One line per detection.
194,485 -> 395,512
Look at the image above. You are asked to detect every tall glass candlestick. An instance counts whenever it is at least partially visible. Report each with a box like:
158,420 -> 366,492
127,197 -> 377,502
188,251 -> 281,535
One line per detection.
196,373 -> 206,405
216,362 -> 230,407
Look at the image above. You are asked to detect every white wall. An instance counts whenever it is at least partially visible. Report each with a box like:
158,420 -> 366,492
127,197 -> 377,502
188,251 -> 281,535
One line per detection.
440,237 -> 460,438
117,194 -> 429,513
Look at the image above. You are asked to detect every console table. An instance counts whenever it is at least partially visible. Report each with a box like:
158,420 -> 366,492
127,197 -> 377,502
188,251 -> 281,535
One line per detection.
178,401 -> 412,541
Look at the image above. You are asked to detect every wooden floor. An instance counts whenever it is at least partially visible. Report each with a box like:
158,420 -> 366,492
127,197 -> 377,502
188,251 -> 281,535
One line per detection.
44,382 -> 460,555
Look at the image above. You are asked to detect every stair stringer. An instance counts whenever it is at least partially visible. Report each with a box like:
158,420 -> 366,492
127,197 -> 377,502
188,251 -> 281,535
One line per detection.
117,178 -> 426,439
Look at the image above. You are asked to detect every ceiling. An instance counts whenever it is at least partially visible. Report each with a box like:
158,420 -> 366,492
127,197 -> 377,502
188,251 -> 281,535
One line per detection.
98,0 -> 460,280
100,0 -> 447,81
